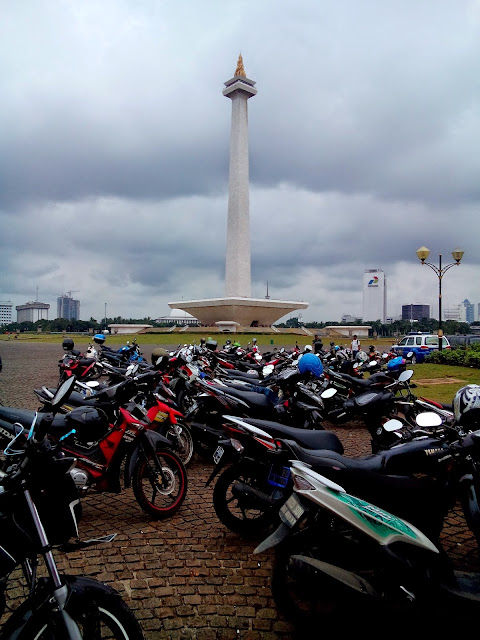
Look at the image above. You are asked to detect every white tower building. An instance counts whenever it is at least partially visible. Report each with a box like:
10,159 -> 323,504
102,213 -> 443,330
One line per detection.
362,269 -> 387,323
169,55 -> 308,329
223,58 -> 256,297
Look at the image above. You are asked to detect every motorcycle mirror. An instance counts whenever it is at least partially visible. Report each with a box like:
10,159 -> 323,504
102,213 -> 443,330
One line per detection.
398,370 -> 414,382
415,412 -> 443,428
383,419 -> 404,432
126,363 -> 139,376
51,376 -> 76,410
321,388 -> 337,399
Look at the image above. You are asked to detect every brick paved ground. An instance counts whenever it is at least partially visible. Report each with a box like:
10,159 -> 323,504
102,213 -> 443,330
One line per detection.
0,340 -> 479,639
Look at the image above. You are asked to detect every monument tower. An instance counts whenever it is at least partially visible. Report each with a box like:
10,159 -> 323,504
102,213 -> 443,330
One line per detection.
224,54 -> 256,298
169,56 -> 308,329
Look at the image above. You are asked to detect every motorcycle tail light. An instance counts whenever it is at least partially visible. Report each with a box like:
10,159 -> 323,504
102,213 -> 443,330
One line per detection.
230,438 -> 244,453
293,476 -> 316,491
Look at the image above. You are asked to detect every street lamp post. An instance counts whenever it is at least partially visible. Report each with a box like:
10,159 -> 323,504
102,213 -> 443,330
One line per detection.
416,247 -> 464,350
104,303 -> 107,333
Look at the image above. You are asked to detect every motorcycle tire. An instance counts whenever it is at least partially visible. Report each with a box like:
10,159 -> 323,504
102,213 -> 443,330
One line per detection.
213,461 -> 285,537
166,422 -> 194,466
132,447 -> 187,519
86,364 -> 103,381
3,575 -> 144,640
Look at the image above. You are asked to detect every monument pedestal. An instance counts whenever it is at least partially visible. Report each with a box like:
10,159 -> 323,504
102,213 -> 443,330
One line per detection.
169,296 -> 308,328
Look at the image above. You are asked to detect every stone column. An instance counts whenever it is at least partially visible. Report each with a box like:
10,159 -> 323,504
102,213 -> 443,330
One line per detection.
223,56 -> 257,298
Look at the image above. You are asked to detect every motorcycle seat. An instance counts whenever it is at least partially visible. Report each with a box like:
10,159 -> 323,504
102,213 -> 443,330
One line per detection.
236,417 -> 344,454
0,406 -> 70,434
221,368 -> 259,380
77,357 -> 96,366
216,387 -> 273,409
284,441 -> 387,473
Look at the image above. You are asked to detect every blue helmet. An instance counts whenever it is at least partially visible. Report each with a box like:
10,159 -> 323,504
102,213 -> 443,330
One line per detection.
298,353 -> 323,378
387,356 -> 406,372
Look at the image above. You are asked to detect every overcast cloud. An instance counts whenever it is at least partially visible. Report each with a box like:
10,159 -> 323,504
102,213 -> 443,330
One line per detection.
1,0 -> 479,323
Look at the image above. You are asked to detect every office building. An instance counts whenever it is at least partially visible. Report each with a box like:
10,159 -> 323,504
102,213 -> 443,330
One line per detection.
462,299 -> 474,324
16,302 -> 50,323
362,269 -> 387,323
0,301 -> 13,325
57,295 -> 80,320
402,304 -> 430,322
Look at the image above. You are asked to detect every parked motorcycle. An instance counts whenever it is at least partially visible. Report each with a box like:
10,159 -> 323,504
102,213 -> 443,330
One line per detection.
0,379 -> 144,640
0,376 -> 188,519
58,338 -> 103,384
33,366 -> 194,466
254,448 -> 480,631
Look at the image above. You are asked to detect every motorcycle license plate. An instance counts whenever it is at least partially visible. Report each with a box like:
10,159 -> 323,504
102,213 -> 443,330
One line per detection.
280,494 -> 305,527
185,401 -> 198,417
213,446 -> 224,464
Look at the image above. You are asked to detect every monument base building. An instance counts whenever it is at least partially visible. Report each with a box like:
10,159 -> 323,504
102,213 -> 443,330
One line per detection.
169,296 -> 308,329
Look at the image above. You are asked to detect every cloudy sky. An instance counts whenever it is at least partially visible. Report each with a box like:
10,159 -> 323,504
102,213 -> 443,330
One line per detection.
1,0 -> 479,324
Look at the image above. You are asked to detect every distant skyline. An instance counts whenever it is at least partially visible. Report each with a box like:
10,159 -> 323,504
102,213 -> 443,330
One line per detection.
0,1 -> 478,322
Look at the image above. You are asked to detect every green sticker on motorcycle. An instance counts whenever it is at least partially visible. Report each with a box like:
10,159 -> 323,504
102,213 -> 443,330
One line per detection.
336,492 -> 419,540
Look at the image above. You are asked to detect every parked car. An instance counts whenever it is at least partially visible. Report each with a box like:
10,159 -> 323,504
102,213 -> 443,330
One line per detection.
447,334 -> 480,349
391,332 -> 451,364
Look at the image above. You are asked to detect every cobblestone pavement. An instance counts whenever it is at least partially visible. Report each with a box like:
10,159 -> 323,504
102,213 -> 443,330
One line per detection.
0,340 -> 479,639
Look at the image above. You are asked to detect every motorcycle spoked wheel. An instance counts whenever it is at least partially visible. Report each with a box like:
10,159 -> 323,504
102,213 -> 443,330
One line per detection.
6,576 -> 144,640
213,462 -> 285,537
132,448 -> 188,519
165,422 -> 194,466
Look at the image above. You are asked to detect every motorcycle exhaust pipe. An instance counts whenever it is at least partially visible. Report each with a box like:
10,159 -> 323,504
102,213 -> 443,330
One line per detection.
231,482 -> 278,509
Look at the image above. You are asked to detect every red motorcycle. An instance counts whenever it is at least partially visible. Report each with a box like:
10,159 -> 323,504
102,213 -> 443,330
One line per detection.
0,377 -> 188,519
58,339 -> 103,384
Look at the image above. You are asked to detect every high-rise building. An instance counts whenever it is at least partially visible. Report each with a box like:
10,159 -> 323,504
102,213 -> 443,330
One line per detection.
16,302 -> 50,323
0,301 -> 13,325
57,295 -> 80,320
362,269 -> 387,323
462,299 -> 474,324
444,305 -> 462,321
402,304 -> 430,321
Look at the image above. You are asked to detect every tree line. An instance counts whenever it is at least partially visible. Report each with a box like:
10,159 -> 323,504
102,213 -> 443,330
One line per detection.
277,317 -> 473,337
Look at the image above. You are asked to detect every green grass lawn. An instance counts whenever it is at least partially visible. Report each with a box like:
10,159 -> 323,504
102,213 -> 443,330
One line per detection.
408,363 -> 479,404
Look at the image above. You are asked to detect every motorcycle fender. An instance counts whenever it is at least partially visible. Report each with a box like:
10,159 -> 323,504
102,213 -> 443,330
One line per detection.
124,430 -> 171,488
254,522 -> 291,554
459,474 -> 480,534
289,555 -> 379,597
0,575 -> 119,640
205,439 -> 236,487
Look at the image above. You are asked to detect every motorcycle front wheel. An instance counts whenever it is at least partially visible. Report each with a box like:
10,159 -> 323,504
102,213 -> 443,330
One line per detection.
166,422 -> 194,466
132,448 -> 187,519
213,461 -> 285,537
4,576 -> 144,640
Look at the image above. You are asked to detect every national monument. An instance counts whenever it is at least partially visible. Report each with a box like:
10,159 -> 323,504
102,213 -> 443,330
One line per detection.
169,56 -> 308,329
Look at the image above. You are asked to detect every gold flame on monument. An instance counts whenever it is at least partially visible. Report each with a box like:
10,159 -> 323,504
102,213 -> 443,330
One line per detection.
234,54 -> 246,77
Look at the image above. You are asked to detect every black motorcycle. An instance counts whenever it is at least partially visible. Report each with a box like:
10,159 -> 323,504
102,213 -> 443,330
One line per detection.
0,377 -> 144,640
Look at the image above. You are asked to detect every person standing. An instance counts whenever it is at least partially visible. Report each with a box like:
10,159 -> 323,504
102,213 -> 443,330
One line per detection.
351,335 -> 360,359
312,334 -> 324,354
